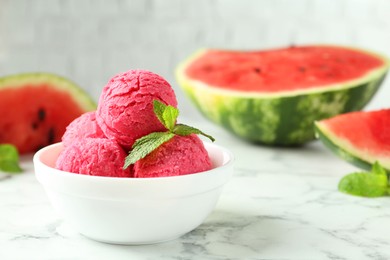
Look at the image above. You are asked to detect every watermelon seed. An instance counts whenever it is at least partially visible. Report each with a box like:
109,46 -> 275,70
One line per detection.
298,67 -> 306,73
38,108 -> 46,121
48,127 -> 55,144
31,122 -> 39,130
254,68 -> 262,74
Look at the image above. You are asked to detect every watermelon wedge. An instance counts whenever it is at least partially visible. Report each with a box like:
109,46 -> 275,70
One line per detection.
176,45 -> 389,145
315,109 -> 390,171
0,73 -> 96,154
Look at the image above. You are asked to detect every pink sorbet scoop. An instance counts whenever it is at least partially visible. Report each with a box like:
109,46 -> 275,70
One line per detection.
96,70 -> 177,150
134,135 -> 212,178
61,112 -> 106,147
56,138 -> 132,178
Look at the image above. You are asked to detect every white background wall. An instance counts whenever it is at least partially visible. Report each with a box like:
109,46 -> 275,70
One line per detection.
1,0 -> 389,120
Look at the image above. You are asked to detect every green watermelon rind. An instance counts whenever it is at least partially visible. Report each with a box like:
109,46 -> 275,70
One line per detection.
175,46 -> 389,145
314,121 -> 390,172
0,73 -> 96,111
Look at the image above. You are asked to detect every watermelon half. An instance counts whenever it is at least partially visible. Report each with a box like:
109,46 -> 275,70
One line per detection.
315,109 -> 390,171
176,45 -> 389,145
0,73 -> 96,154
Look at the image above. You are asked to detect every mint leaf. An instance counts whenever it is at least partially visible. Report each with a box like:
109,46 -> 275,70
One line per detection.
0,144 -> 22,173
123,132 -> 175,169
153,100 -> 166,126
338,172 -> 388,197
162,106 -> 179,131
173,124 -> 215,142
153,100 -> 179,131
338,162 -> 390,198
372,161 -> 387,176
152,100 -> 214,141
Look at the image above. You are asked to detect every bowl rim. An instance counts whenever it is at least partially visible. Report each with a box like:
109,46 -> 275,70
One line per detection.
33,141 -> 234,183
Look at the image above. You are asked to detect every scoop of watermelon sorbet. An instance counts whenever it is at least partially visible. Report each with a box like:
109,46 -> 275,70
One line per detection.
96,70 -> 177,150
56,138 -> 132,177
134,135 -> 212,178
61,112 -> 106,147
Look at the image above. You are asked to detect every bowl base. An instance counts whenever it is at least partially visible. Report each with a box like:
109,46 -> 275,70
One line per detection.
80,231 -> 189,245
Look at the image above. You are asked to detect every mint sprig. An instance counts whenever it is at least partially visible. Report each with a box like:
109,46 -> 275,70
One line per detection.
123,100 -> 215,169
174,124 -> 215,142
338,161 -> 389,198
0,144 -> 23,174
372,161 -> 387,176
153,100 -> 179,132
123,132 -> 175,169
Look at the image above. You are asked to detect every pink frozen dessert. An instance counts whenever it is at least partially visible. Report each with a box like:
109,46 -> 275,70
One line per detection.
134,135 -> 212,178
96,70 -> 178,150
61,112 -> 106,147
56,69 -> 214,179
56,138 -> 131,177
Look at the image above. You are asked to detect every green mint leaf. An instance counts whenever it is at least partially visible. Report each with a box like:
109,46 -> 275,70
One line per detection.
162,106 -> 179,131
338,172 -> 388,198
173,124 -> 215,142
153,100 -> 179,131
0,144 -> 22,174
123,132 -> 175,169
372,161 -> 387,176
153,100 -> 166,127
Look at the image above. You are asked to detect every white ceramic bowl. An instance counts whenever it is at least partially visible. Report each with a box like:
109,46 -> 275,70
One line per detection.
33,142 -> 234,245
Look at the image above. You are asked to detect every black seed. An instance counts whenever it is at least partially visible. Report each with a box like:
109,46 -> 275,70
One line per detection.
48,127 -> 55,144
254,68 -> 261,74
298,67 -> 306,72
38,108 -> 46,121
31,122 -> 39,130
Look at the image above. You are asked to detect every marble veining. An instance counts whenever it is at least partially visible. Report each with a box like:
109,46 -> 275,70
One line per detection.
1,122 -> 390,260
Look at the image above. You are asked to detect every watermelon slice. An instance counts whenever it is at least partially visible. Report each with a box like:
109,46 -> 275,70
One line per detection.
176,45 -> 389,145
0,73 -> 96,154
315,109 -> 390,171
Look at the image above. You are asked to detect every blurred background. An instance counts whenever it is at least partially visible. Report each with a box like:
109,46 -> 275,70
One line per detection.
1,0 -> 389,120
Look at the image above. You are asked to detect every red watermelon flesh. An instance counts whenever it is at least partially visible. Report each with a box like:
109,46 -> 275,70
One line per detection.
185,46 -> 384,92
0,74 -> 96,154
320,109 -> 390,157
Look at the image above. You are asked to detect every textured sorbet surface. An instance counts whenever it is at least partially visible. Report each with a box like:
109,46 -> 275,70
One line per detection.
56,138 -> 131,177
134,135 -> 212,178
61,112 -> 106,147
96,70 -> 178,149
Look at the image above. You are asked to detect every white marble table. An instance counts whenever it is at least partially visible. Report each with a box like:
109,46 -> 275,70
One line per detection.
1,121 -> 390,260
